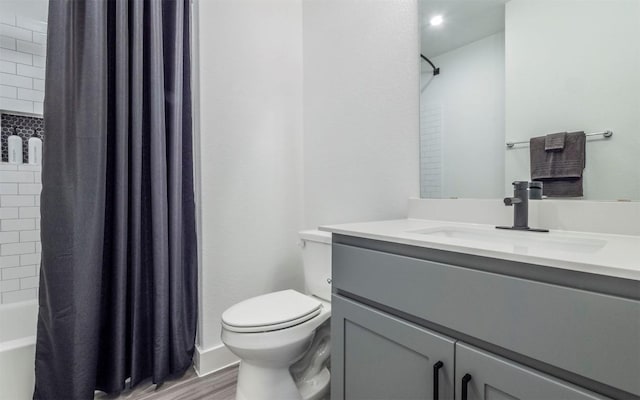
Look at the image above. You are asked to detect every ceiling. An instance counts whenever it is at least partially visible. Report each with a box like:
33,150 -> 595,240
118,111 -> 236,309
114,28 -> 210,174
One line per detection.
420,0 -> 507,59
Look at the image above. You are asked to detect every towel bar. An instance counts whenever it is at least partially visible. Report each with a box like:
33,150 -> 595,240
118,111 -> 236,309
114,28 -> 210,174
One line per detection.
506,130 -> 613,149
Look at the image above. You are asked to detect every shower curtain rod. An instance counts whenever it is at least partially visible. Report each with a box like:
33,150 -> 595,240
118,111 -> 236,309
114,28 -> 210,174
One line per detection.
421,54 -> 440,75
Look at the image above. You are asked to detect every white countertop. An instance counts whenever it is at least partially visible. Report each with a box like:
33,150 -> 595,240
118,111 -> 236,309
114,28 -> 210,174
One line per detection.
320,219 -> 640,282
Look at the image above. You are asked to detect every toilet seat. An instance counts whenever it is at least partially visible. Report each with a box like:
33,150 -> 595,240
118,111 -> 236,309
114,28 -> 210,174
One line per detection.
222,289 -> 322,333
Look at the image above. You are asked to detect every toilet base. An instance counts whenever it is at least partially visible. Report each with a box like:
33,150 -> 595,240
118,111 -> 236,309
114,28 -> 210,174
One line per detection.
235,361 -> 302,400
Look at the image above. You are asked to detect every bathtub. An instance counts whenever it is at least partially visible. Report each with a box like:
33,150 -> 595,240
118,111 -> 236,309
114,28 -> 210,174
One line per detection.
0,300 -> 38,400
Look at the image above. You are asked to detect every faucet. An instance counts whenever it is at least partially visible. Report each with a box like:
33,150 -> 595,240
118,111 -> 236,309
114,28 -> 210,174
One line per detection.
497,181 -> 548,232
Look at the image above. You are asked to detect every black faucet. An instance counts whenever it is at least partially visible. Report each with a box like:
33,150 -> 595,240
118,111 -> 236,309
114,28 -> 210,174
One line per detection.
497,181 -> 548,232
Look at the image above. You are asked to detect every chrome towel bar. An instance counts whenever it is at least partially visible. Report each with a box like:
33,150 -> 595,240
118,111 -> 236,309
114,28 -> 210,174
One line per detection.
506,130 -> 613,149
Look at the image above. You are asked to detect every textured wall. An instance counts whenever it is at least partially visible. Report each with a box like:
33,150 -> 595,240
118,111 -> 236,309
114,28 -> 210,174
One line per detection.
194,0 -> 304,368
302,0 -> 420,229
194,0 -> 420,374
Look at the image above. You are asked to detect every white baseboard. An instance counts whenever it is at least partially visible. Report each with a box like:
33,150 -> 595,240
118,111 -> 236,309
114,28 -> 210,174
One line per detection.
194,343 -> 239,377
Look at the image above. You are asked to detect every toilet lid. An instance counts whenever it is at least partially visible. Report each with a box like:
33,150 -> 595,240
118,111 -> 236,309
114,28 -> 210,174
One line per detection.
222,289 -> 322,333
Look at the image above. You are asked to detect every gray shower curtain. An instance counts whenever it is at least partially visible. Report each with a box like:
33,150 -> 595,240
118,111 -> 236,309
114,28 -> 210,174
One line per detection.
34,1 -> 197,399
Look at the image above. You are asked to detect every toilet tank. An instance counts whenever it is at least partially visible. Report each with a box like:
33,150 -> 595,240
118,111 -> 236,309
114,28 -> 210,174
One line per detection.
299,230 -> 332,301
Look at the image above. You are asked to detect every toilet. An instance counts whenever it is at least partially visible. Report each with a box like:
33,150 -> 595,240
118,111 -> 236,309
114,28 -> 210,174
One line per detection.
221,230 -> 332,400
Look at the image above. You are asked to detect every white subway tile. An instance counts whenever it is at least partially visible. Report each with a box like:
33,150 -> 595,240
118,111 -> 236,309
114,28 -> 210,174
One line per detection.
19,230 -> 39,242
0,60 -> 16,73
17,87 -> 44,102
17,63 -> 45,79
0,171 -> 34,183
1,241 -> 35,255
20,253 -> 40,266
0,255 -> 20,268
1,265 -> 35,280
33,101 -> 43,115
0,183 -> 17,194
0,72 -> 32,88
16,40 -> 47,57
32,32 -> 46,45
0,207 -> 19,219
0,97 -> 32,113
0,231 -> 19,244
32,78 -> 44,91
17,164 -> 41,172
0,183 -> 18,195
35,242 -> 41,253
19,206 -> 39,218
0,24 -> 32,42
18,183 -> 41,195
0,14 -> 16,26
0,35 -> 16,50
33,54 -> 45,68
0,47 -> 32,65
34,195 -> 40,206
16,40 -> 46,57
2,288 -> 36,303
0,84 -> 16,98
0,164 -> 18,171
16,17 -> 47,34
1,218 -> 35,231
0,278 -> 19,292
2,196 -> 35,208
20,275 -> 38,289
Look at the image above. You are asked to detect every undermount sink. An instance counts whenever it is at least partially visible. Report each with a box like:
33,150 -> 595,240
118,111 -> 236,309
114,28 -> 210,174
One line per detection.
410,226 -> 607,254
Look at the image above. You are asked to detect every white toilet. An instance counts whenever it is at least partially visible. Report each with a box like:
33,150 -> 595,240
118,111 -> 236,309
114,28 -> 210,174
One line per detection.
221,230 -> 332,400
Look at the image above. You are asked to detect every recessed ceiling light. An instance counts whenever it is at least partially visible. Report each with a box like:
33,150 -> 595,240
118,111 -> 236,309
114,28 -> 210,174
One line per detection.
430,15 -> 444,27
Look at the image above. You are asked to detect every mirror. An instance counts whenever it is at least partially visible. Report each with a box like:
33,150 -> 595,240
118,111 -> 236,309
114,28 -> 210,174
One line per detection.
419,0 -> 640,201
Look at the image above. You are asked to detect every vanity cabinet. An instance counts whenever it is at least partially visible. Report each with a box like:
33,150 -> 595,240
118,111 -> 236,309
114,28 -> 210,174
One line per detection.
455,343 -> 607,400
330,236 -> 640,399
331,295 -> 455,400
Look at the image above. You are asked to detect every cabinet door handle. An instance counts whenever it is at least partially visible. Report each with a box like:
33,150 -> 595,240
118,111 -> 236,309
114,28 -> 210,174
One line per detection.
461,373 -> 472,400
432,361 -> 443,400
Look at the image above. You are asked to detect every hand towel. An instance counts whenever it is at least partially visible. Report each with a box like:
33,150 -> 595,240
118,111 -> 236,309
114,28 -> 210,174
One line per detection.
544,132 -> 566,151
530,131 -> 586,197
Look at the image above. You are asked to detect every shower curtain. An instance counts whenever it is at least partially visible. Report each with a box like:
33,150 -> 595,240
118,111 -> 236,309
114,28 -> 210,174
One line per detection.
34,1 -> 197,399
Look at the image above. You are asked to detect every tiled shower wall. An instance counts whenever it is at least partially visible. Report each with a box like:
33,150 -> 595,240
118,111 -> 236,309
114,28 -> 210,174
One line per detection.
0,14 -> 47,115
0,163 -> 41,304
0,13 -> 46,303
420,102 -> 443,198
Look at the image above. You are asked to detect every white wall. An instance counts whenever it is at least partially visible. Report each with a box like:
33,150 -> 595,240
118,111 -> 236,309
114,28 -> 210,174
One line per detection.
0,13 -> 47,115
194,0 -> 305,370
302,0 -> 420,229
194,0 -> 420,374
420,32 -> 505,199
505,0 -> 640,200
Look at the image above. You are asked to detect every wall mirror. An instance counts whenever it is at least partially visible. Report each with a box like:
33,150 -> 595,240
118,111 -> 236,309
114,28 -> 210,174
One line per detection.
419,0 -> 640,201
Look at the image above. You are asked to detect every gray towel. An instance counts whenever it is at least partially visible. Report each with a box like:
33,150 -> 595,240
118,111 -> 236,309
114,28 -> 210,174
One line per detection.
545,132 -> 566,151
530,131 -> 586,197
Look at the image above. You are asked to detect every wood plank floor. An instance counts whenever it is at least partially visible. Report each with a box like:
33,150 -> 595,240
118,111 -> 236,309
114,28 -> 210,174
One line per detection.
94,365 -> 238,400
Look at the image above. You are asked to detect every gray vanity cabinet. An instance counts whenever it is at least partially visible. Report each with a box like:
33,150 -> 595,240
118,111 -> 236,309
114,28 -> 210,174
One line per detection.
330,236 -> 639,399
455,343 -> 608,400
331,295 -> 456,400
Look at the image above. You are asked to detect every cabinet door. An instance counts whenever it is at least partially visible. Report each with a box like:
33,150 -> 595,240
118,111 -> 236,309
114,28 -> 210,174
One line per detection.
455,343 -> 610,400
332,294 -> 455,400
